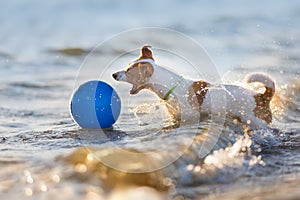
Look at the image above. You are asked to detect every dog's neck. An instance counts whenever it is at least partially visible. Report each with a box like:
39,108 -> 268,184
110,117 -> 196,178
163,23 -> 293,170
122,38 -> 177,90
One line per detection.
146,65 -> 191,100
144,64 -> 201,122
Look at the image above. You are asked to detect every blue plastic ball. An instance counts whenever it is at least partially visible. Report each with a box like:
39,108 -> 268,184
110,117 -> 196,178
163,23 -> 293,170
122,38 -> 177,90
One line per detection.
70,81 -> 121,129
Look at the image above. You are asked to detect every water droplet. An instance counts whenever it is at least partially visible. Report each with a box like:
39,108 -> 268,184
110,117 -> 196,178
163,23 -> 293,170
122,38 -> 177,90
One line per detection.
24,188 -> 33,196
40,184 -> 47,192
75,163 -> 87,173
186,164 -> 194,171
26,176 -> 34,184
52,174 -> 60,183
194,165 -> 201,173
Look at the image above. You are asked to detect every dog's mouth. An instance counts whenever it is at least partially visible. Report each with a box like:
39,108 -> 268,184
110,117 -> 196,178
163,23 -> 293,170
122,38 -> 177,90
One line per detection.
112,72 -> 144,95
130,85 -> 139,95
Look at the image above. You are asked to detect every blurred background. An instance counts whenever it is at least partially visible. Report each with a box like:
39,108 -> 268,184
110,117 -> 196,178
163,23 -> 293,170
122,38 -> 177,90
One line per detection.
1,0 -> 300,70
0,0 -> 299,199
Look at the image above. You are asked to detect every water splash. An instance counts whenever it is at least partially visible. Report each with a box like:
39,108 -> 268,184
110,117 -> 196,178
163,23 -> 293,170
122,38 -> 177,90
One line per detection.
129,101 -> 173,128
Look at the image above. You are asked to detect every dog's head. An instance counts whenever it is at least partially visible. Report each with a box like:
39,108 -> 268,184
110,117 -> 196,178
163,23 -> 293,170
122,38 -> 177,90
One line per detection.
112,45 -> 155,95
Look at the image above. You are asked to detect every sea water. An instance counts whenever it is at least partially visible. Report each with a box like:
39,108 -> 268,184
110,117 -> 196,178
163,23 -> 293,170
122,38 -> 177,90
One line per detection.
0,0 -> 299,199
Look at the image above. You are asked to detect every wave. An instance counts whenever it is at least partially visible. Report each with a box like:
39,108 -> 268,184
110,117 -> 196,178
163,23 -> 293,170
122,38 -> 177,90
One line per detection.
55,78 -> 300,197
48,47 -> 89,56
271,80 -> 300,128
9,82 -> 60,89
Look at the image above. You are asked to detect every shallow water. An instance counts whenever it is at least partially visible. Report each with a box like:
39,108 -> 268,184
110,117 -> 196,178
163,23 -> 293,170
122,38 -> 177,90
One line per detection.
0,0 -> 300,199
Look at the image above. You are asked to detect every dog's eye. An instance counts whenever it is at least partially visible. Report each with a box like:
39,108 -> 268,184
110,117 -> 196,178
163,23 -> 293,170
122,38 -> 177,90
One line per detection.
126,66 -> 134,73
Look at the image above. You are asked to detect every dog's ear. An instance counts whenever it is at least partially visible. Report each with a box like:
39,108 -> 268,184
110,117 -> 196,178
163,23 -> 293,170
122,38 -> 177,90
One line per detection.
138,45 -> 154,61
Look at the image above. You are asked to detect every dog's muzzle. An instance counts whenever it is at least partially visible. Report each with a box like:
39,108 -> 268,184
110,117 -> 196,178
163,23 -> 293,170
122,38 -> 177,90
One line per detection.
112,72 -> 119,80
112,71 -> 126,81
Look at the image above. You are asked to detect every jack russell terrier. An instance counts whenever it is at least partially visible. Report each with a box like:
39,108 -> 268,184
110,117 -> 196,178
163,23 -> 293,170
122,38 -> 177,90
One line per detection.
112,45 -> 275,130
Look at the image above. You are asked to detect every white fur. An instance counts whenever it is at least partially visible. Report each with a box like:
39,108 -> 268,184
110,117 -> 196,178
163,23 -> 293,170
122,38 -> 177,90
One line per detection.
246,73 -> 275,90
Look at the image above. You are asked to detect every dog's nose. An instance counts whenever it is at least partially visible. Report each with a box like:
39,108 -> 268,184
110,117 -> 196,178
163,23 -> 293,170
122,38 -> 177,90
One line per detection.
112,72 -> 118,80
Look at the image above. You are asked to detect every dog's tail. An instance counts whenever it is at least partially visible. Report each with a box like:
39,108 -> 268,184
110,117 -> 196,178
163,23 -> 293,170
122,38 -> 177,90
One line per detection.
246,73 -> 275,100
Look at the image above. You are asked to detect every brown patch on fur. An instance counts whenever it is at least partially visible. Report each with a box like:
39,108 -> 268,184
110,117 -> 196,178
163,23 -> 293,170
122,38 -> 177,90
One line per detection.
137,45 -> 154,61
125,62 -> 154,85
253,87 -> 274,124
188,81 -> 209,110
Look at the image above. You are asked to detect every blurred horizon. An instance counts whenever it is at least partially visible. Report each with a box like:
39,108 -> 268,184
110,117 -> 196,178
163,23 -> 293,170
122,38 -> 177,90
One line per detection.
1,0 -> 300,72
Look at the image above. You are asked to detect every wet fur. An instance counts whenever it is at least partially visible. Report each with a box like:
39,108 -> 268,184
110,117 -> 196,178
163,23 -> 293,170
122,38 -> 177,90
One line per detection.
113,45 -> 275,130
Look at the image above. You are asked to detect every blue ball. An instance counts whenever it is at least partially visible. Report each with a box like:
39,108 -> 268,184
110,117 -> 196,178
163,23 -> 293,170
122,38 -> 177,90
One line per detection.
70,81 -> 121,129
